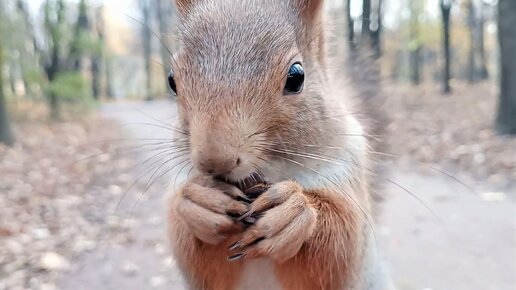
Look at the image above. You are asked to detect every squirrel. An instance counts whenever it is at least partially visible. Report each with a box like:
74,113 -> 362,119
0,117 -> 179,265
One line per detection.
166,0 -> 395,289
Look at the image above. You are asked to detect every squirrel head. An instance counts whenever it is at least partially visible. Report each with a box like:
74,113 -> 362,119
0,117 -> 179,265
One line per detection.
170,0 -> 335,181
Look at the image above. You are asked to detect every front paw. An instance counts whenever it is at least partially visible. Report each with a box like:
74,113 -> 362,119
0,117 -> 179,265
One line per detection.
228,181 -> 317,262
175,176 -> 251,245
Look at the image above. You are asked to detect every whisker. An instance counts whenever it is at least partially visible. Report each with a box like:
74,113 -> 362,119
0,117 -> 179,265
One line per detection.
186,166 -> 195,179
262,140 -> 479,198
120,122 -> 188,136
125,14 -> 178,68
262,146 -> 445,222
173,160 -> 193,192
130,157 -> 190,215
245,124 -> 283,141
368,151 -> 480,197
75,140 -> 188,164
266,148 -> 347,166
273,155 -> 377,243
116,150 -> 189,210
385,178 -> 444,224
140,147 -> 189,167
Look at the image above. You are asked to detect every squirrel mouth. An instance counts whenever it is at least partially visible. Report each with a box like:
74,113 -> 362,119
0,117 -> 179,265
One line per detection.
219,172 -> 270,200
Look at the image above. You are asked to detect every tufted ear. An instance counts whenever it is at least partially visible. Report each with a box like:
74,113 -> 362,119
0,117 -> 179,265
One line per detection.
174,0 -> 198,17
293,0 -> 324,24
291,0 -> 326,67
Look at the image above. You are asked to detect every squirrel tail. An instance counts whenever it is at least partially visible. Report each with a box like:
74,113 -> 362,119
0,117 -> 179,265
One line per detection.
347,49 -> 390,213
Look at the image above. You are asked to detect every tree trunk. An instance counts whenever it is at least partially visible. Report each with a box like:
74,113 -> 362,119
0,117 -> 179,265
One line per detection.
8,64 -> 17,96
346,0 -> 355,50
370,0 -> 382,58
467,0 -> 478,83
410,46 -> 422,85
46,45 -> 61,120
43,0 -> 66,120
140,0 -> 153,101
496,0 -> 516,135
409,0 -> 421,85
91,58 -> 101,99
16,0 -> 35,97
391,50 -> 403,81
0,47 -> 14,146
92,6 -> 104,100
478,4 -> 489,80
156,0 -> 174,96
361,0 -> 371,47
97,6 -> 114,99
71,0 -> 89,71
105,57 -> 114,99
441,0 -> 452,94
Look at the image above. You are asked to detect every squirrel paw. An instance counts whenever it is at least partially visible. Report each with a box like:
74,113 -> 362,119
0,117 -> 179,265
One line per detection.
175,176 -> 251,245
228,181 -> 317,262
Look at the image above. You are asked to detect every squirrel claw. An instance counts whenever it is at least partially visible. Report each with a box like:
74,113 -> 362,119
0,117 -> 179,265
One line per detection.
227,253 -> 246,262
228,241 -> 242,251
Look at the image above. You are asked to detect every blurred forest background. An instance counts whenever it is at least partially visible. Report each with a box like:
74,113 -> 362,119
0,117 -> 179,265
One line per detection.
0,0 -> 515,290
0,0 -> 515,133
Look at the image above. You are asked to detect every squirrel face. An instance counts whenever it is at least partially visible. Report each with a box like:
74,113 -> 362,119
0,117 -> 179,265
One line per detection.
171,0 -> 330,181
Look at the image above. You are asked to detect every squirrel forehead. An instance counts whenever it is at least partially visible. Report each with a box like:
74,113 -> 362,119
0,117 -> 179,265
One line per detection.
176,1 -> 299,83
178,0 -> 297,58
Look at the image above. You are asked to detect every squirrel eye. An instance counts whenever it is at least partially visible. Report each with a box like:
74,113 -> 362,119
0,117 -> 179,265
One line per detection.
168,70 -> 177,95
284,62 -> 304,95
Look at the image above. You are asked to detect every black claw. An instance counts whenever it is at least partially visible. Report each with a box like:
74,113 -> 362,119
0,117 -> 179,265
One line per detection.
247,237 -> 265,248
237,211 -> 262,223
245,187 -> 267,200
237,212 -> 251,222
226,211 -> 241,219
227,253 -> 246,262
243,216 -> 257,225
235,195 -> 253,204
228,241 -> 241,251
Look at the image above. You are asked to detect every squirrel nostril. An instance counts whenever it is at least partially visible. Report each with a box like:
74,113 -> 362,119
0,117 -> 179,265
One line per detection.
199,158 -> 239,176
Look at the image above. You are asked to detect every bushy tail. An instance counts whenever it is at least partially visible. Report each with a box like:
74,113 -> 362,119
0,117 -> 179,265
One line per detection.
347,49 -> 390,211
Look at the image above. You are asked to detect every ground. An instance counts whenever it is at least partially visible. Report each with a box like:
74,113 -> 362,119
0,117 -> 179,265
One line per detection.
1,82 -> 515,290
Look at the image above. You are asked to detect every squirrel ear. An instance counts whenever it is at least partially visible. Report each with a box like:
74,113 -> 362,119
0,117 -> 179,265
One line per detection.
174,0 -> 197,16
294,0 -> 324,23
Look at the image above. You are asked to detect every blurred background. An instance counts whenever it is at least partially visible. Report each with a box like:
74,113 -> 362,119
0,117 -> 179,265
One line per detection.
0,0 -> 515,290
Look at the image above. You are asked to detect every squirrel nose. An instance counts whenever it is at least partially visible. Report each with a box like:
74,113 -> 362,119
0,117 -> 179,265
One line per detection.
189,121 -> 241,176
197,157 -> 240,176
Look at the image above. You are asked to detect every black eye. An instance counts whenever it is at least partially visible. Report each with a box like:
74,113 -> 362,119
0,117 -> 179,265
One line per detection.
284,62 -> 304,95
168,70 -> 177,95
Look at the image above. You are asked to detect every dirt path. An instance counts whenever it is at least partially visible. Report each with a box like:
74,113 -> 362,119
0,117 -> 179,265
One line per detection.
59,100 -> 186,290
58,100 -> 515,290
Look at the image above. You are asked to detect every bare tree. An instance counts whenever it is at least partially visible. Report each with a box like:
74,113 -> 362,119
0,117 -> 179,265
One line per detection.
105,57 -> 114,99
0,2 -> 14,145
94,6 -> 114,99
440,0 -> 452,93
496,0 -> 516,134
69,0 -> 90,71
361,0 -> 371,46
156,0 -> 174,96
409,0 -> 422,85
370,0 -> 382,58
16,0 -> 37,96
139,0 -> 153,101
478,1 -> 488,80
346,0 -> 355,50
43,0 -> 66,119
0,57 -> 14,146
466,0 -> 476,82
91,6 -> 104,100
